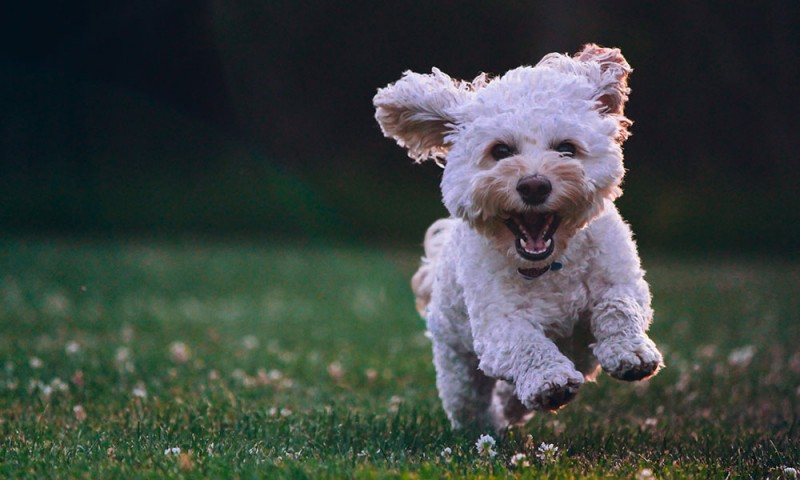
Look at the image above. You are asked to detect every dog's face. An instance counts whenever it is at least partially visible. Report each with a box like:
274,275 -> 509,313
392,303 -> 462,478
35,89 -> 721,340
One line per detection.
375,45 -> 633,274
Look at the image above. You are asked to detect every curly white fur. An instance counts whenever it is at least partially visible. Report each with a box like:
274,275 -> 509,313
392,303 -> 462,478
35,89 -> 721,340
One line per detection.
375,44 -> 663,431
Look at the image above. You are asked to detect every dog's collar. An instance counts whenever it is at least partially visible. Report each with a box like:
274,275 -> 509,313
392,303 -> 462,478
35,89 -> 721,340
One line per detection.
518,261 -> 562,280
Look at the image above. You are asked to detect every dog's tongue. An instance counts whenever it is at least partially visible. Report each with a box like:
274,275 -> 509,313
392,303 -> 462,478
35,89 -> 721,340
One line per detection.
521,213 -> 551,252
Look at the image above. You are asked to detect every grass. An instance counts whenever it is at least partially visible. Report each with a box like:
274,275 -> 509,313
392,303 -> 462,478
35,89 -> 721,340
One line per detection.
0,236 -> 798,478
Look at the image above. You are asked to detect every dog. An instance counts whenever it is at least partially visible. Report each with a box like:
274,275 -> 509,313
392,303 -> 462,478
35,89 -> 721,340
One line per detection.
374,44 -> 663,431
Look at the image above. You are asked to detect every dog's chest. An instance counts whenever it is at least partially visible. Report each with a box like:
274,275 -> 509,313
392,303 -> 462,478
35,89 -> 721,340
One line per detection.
454,228 -> 594,337
510,268 -> 591,336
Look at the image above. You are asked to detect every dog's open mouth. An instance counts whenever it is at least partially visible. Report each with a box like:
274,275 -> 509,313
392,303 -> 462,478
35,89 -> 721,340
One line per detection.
503,212 -> 561,261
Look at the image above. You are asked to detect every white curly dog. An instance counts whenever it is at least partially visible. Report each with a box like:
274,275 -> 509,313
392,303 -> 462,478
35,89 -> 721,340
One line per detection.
374,44 -> 663,431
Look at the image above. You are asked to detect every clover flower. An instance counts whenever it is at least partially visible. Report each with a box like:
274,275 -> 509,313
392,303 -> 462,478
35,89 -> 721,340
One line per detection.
727,345 -> 756,368
636,467 -> 655,480
65,341 -> 81,355
242,335 -> 259,350
169,341 -> 191,364
509,452 -> 530,468
327,361 -> 345,380
440,447 -> 452,463
132,383 -> 147,399
73,405 -> 87,422
115,347 -> 134,373
536,442 -> 559,462
475,434 -> 497,458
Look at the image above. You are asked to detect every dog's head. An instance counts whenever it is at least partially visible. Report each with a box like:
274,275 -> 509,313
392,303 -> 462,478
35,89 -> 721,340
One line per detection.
375,44 -> 633,274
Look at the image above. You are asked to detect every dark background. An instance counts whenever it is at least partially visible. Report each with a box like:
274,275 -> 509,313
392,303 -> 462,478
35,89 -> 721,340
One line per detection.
2,1 -> 798,252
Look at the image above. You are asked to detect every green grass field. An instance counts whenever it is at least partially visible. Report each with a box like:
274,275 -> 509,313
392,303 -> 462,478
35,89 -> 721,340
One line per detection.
1,237 -> 798,478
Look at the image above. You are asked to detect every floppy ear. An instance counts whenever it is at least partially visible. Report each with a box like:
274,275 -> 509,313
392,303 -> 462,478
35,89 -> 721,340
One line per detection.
374,68 -> 472,163
573,44 -> 632,117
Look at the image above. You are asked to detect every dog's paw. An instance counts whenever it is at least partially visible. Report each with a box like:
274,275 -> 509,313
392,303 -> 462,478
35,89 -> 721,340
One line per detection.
518,371 -> 584,412
594,334 -> 663,381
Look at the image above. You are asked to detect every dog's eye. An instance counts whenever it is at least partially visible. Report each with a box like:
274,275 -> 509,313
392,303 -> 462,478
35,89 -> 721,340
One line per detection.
555,142 -> 577,157
490,143 -> 515,161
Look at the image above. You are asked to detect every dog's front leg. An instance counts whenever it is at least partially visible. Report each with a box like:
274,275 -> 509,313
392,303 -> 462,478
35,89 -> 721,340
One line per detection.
472,319 -> 584,412
591,292 -> 663,381
587,209 -> 664,381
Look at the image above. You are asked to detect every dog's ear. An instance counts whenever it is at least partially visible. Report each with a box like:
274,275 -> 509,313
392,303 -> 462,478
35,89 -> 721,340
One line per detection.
374,68 -> 473,163
573,44 -> 632,140
573,44 -> 631,117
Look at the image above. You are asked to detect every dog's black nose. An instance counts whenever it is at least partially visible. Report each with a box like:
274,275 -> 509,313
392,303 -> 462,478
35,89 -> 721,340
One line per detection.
516,175 -> 552,205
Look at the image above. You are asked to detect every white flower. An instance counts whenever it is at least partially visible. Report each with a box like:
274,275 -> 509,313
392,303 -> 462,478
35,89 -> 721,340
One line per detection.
636,467 -> 655,480
115,347 -> 131,362
242,335 -> 259,350
73,405 -> 87,422
509,452 -> 529,468
29,357 -> 43,369
49,377 -> 69,393
475,434 -> 497,458
388,395 -> 403,413
115,347 -> 135,373
440,447 -> 452,462
785,467 -> 798,478
327,361 -> 344,380
132,383 -> 147,399
164,447 -> 181,455
65,341 -> 81,355
728,345 -> 756,368
41,385 -> 53,398
641,417 -> 658,431
536,442 -> 559,462
169,341 -> 191,364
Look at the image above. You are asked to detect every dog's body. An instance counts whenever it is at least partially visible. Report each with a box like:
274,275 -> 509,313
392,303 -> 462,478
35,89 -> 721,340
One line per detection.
374,45 -> 663,431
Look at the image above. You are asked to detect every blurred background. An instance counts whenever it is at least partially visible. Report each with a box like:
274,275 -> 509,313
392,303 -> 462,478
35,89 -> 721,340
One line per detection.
2,1 -> 798,253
